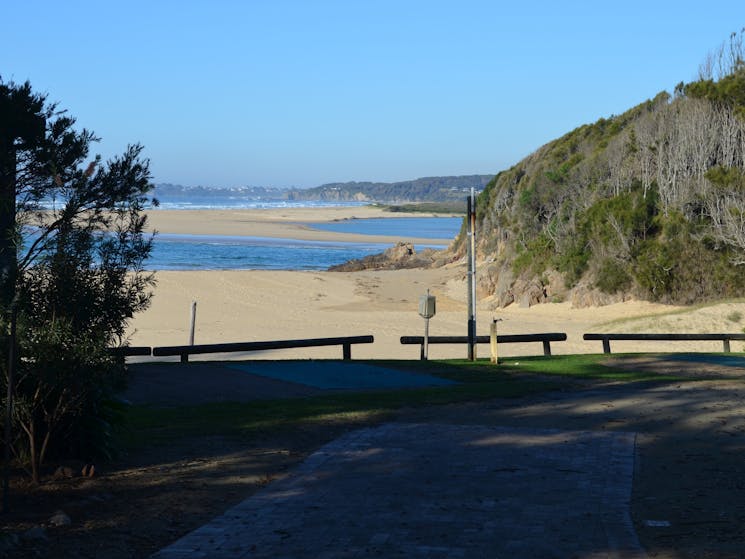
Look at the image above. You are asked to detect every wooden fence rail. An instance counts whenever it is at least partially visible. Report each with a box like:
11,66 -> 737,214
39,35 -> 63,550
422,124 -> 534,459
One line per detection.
583,333 -> 745,354
108,346 -> 152,357
400,333 -> 567,360
152,335 -> 375,363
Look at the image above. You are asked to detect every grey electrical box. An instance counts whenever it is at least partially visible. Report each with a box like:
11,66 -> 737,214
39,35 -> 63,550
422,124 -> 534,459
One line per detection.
419,293 -> 436,318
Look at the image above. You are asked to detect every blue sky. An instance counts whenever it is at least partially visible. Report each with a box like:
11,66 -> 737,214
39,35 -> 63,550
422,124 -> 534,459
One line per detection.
2,1 -> 743,188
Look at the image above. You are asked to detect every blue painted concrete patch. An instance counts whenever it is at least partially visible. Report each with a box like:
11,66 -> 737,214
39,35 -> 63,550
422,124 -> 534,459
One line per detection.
227,361 -> 457,390
664,353 -> 745,367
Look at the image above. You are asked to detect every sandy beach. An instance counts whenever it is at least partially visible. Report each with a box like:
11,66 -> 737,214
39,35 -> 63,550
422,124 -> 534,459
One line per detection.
127,207 -> 745,360
144,205 -> 457,245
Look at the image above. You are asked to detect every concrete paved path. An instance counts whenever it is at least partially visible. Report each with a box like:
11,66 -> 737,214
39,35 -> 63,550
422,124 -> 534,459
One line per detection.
151,423 -> 645,558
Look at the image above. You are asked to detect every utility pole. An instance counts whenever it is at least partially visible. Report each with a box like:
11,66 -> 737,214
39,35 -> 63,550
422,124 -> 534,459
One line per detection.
467,187 -> 477,361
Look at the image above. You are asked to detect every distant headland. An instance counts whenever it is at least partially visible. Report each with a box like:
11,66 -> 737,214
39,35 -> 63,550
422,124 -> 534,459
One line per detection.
153,174 -> 494,205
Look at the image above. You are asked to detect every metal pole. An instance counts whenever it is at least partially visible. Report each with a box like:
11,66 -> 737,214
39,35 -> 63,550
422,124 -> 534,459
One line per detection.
467,188 -> 477,360
471,188 -> 477,358
423,317 -> 430,361
189,301 -> 197,346
422,288 -> 432,360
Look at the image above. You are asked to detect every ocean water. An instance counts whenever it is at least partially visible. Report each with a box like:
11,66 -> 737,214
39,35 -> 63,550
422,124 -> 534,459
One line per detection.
155,197 -> 370,211
146,216 -> 461,271
310,217 -> 462,240
37,193 -> 464,270
144,196 -> 464,270
148,234 -> 396,271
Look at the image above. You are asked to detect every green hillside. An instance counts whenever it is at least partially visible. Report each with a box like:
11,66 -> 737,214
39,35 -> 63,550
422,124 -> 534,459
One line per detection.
286,175 -> 493,202
456,31 -> 745,307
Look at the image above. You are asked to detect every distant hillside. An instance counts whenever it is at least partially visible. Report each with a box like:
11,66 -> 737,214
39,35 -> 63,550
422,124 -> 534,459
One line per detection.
153,175 -> 493,204
153,183 -> 286,199
285,175 -> 493,202
451,31 -> 745,307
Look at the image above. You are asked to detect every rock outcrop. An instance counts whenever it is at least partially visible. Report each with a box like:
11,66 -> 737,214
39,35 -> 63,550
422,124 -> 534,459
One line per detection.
329,242 -> 437,271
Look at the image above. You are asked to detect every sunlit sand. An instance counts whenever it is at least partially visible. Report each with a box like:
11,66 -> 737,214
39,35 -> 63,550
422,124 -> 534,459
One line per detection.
128,208 -> 745,360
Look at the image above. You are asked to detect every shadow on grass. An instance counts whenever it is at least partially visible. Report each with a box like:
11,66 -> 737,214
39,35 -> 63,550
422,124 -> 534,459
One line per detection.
376,354 -> 691,383
486,353 -> 690,382
122,362 -> 557,449
123,351 -> 729,450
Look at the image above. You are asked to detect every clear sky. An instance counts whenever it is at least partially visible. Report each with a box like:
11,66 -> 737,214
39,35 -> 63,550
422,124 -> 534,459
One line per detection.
2,1 -> 743,188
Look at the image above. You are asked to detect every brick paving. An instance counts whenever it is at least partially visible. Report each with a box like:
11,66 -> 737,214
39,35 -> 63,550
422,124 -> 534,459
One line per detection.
151,423 -> 645,558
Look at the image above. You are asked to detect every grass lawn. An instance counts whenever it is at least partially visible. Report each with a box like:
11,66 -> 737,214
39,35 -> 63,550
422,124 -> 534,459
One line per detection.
122,353 -> 693,449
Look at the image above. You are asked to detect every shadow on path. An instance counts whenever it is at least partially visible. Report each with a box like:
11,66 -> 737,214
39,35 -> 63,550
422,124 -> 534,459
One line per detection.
152,423 -> 644,559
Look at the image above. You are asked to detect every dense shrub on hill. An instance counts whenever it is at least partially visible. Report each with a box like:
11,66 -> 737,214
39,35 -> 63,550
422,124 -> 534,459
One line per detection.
453,31 -> 745,306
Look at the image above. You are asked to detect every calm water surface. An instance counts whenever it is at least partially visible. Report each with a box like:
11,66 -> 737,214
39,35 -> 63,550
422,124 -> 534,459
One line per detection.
309,216 -> 462,239
147,214 -> 459,271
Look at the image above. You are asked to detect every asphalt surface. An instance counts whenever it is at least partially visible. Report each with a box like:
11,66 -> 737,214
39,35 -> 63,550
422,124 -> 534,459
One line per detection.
151,422 -> 644,558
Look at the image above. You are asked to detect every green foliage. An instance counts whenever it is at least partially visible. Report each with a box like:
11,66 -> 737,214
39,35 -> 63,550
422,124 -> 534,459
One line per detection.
465,33 -> 745,305
581,186 -> 658,247
595,258 -> 632,293
684,31 -> 745,116
685,70 -> 745,114
552,186 -> 659,290
9,318 -> 125,476
513,232 -> 554,277
287,175 -> 494,203
632,231 -> 745,304
382,201 -> 466,214
553,236 -> 589,288
705,165 -> 745,190
633,239 -> 676,300
0,79 -> 155,481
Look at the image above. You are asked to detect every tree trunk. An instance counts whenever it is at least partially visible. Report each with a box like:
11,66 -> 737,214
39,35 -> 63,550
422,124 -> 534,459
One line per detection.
0,137 -> 16,312
28,421 -> 39,485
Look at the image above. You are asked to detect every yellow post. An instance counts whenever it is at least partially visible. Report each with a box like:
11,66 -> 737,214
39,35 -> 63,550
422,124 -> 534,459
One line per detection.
490,319 -> 498,364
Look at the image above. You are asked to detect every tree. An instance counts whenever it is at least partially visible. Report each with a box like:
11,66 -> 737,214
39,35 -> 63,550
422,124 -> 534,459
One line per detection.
0,80 -> 46,309
0,78 -> 156,483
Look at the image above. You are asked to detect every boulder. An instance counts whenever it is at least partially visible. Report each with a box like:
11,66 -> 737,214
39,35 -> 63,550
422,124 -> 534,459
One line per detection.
511,279 -> 546,308
570,283 -> 627,308
329,242 -> 437,271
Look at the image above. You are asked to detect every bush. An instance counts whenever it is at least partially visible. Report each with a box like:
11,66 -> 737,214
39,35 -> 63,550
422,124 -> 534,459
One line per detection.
512,233 -> 555,277
595,258 -> 632,294
1,79 -> 155,482
632,235 -> 745,304
8,318 -> 125,479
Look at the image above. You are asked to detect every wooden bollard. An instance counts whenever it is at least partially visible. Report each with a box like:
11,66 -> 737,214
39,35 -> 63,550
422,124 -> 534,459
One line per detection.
490,319 -> 498,364
189,301 -> 197,346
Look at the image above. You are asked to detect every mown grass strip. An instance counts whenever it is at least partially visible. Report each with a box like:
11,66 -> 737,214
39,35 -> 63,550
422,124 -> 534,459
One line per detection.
375,354 -> 682,382
121,366 -> 555,448
122,352 -> 712,449
490,353 -> 689,381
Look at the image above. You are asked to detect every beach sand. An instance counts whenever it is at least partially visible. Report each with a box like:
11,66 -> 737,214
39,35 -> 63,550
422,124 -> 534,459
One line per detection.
127,207 -> 745,360
144,205 -> 457,245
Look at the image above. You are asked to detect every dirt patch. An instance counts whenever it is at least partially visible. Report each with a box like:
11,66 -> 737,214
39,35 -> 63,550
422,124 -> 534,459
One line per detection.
3,362 -> 745,558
